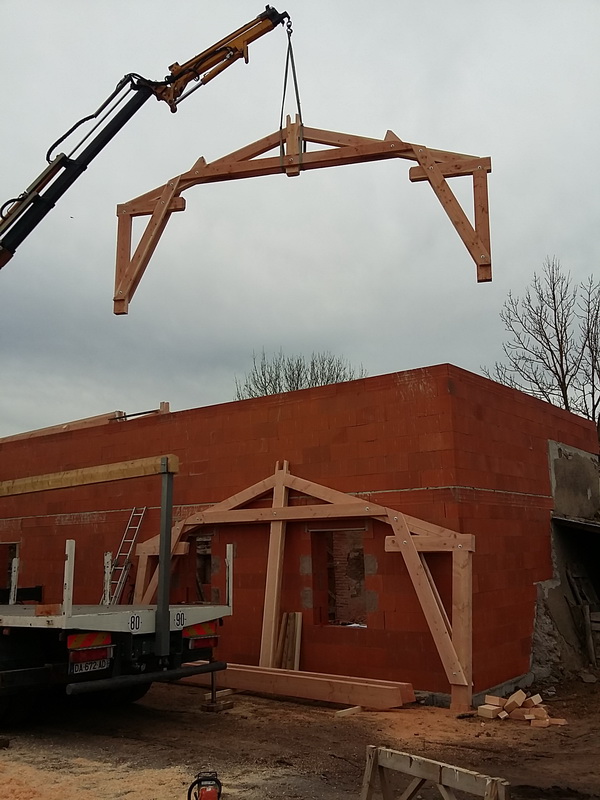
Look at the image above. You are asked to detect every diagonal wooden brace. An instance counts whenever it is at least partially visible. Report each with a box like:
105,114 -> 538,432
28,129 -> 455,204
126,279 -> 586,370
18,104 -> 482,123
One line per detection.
113,177 -> 183,314
386,511 -> 467,687
411,146 -> 491,282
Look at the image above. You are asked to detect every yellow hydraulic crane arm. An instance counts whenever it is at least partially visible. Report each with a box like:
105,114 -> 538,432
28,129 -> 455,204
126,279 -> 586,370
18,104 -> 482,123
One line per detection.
155,6 -> 290,111
0,6 -> 289,269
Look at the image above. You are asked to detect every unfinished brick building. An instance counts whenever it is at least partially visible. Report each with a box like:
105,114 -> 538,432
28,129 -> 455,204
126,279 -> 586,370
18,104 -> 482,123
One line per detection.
0,364 -> 597,700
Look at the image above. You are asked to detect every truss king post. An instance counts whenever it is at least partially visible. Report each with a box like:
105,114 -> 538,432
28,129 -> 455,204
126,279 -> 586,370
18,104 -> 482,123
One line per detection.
155,456 -> 174,658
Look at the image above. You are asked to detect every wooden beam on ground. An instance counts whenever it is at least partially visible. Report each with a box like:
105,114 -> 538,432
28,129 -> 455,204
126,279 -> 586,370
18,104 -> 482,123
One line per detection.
179,663 -> 415,709
0,455 -> 179,497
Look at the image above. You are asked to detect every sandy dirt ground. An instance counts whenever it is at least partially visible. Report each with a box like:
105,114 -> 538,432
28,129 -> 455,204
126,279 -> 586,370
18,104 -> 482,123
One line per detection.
0,678 -> 598,800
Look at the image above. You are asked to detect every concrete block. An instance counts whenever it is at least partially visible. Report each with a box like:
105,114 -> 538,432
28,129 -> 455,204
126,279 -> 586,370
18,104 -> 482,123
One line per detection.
300,587 -> 313,610
200,699 -> 234,713
299,555 -> 312,575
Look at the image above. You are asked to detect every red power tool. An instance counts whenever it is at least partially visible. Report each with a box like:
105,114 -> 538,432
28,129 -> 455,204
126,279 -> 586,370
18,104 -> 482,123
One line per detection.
187,772 -> 222,800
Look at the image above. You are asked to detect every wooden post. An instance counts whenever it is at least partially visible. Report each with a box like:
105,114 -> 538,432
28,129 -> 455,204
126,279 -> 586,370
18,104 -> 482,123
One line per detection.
451,548 -> 473,711
360,746 -> 380,800
473,167 -> 492,282
259,461 -> 289,667
62,539 -> 75,617
102,552 -> 112,606
8,557 -> 19,605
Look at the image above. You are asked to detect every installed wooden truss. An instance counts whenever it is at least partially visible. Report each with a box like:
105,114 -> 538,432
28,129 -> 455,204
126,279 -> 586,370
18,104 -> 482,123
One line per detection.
113,115 -> 492,314
135,461 -> 475,710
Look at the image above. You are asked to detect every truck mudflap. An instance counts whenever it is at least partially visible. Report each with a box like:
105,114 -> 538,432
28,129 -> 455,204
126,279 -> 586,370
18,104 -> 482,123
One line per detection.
65,659 -> 226,696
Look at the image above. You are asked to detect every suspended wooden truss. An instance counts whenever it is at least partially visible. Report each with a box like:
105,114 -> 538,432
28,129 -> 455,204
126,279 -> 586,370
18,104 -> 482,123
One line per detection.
113,116 -> 492,314
134,461 -> 475,710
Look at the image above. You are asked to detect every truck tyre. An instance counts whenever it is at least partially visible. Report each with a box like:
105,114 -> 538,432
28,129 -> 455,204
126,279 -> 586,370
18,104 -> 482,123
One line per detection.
113,682 -> 152,704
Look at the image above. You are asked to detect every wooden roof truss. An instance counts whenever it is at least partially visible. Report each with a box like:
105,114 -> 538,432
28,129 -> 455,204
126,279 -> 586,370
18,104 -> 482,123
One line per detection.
135,462 -> 474,710
114,116 -> 492,314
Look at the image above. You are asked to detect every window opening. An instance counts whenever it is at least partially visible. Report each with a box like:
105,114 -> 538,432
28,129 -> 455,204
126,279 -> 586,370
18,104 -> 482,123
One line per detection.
195,535 -> 213,602
325,530 -> 366,627
0,543 -> 18,589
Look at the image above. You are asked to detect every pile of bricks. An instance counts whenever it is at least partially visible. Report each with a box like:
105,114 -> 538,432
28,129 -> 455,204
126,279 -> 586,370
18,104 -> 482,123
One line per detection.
477,689 -> 567,728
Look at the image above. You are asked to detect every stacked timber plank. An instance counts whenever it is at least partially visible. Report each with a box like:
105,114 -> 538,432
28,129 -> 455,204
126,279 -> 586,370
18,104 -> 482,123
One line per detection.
275,612 -> 302,670
477,689 -> 567,727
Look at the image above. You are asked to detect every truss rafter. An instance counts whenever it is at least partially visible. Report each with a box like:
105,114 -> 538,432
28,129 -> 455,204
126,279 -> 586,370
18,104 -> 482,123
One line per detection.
134,462 -> 475,710
114,116 -> 492,314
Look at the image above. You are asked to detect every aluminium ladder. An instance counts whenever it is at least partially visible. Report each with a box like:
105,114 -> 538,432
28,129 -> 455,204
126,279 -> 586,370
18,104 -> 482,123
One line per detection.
105,507 -> 146,604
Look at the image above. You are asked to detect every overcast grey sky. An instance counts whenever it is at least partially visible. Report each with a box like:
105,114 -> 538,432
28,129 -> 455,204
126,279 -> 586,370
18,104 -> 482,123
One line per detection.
1,1 -> 599,437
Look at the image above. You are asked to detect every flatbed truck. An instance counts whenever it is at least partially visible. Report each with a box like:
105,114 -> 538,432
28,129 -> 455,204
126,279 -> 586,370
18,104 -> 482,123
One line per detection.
0,455 -> 233,721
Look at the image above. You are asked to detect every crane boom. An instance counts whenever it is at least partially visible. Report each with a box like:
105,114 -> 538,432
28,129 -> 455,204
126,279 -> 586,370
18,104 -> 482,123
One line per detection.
0,6 -> 288,270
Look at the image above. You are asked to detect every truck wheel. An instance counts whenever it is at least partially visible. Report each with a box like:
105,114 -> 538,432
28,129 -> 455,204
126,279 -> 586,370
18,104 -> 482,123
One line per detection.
0,692 -> 35,726
78,683 -> 152,708
115,682 -> 152,704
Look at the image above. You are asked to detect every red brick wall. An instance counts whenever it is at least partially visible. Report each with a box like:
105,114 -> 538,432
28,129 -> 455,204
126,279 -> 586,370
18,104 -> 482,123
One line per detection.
0,365 -> 596,692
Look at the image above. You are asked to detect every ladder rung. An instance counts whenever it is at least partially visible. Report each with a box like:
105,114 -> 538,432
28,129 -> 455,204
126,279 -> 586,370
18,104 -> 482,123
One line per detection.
104,507 -> 146,604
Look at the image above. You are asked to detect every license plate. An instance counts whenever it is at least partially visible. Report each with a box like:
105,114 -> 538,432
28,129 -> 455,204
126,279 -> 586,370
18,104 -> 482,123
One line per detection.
69,658 -> 110,675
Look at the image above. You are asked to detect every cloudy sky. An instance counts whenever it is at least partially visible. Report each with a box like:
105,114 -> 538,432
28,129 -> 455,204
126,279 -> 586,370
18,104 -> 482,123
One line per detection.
1,1 -> 599,437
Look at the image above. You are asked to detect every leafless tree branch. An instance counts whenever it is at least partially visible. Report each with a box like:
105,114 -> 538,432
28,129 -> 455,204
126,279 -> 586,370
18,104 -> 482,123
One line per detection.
483,257 -> 600,439
235,348 -> 367,400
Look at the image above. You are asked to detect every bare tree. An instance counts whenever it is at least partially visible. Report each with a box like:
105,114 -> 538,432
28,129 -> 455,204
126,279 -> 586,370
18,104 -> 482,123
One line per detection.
235,349 -> 367,400
484,257 -> 600,437
575,276 -> 600,432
